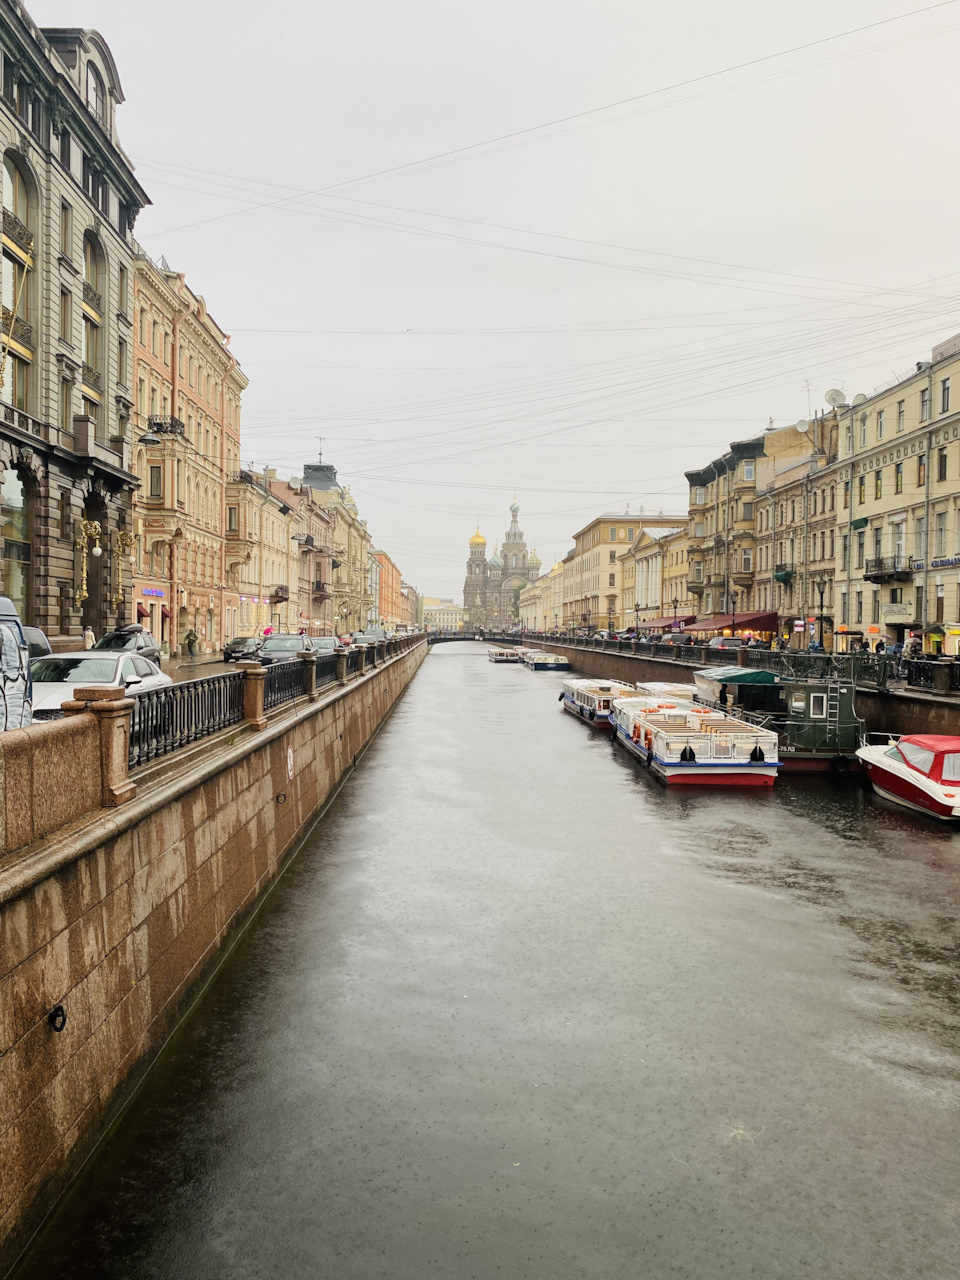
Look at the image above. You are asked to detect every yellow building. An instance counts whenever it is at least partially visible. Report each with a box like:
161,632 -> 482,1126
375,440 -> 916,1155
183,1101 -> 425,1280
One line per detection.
563,511 -> 682,631
226,467 -> 299,634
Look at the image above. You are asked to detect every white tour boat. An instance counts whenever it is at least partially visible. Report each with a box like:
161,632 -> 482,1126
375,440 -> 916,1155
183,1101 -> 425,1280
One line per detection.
488,647 -> 520,663
523,650 -> 571,671
856,734 -> 960,820
560,677 -> 642,729
612,694 -> 780,786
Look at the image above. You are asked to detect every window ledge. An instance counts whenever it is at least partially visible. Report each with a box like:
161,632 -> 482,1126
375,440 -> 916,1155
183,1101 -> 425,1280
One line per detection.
58,255 -> 79,276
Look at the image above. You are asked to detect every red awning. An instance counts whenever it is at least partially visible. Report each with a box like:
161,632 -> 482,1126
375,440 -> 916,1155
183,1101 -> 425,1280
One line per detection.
635,614 -> 697,630
161,606 -> 172,620
688,610 -> 779,633
136,602 -> 149,618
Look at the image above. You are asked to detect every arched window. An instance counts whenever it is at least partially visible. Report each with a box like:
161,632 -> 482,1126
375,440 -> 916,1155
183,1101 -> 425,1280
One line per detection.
2,153 -> 30,229
83,232 -> 104,298
0,467 -> 31,620
86,64 -> 106,124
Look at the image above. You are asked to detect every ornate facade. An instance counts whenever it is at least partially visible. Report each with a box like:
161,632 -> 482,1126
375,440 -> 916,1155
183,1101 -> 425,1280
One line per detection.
462,500 -> 540,628
0,11 -> 149,645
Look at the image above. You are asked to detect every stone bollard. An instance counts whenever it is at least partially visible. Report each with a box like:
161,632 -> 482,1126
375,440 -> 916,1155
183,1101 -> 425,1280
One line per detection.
239,661 -> 266,730
932,662 -> 954,695
62,686 -> 136,807
300,652 -> 318,700
357,647 -> 366,676
737,647 -> 750,667
337,651 -> 348,685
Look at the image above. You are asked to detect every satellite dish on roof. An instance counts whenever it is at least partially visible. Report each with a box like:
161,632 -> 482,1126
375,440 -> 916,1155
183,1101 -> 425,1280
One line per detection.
825,389 -> 846,408
851,393 -> 868,406
795,419 -> 809,432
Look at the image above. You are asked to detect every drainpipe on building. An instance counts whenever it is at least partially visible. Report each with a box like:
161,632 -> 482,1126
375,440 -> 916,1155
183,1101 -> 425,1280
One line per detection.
843,406 -> 853,653
923,412 -> 933,647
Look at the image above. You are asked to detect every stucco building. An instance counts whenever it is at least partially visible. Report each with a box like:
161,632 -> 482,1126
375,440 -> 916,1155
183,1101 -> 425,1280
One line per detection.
0,11 -> 149,645
372,548 -> 403,628
300,455 -> 372,634
563,511 -> 681,631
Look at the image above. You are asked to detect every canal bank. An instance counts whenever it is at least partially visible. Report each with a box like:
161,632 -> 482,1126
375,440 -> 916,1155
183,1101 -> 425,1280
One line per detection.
11,641 -> 960,1280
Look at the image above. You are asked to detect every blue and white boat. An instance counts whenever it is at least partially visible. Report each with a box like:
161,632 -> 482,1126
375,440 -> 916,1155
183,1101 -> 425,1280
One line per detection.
523,649 -> 570,671
560,677 -> 639,729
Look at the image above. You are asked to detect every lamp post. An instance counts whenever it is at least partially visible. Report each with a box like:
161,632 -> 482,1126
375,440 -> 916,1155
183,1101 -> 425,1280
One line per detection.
730,589 -> 737,638
672,596 -> 679,631
814,577 -> 826,649
74,518 -> 102,611
111,530 -> 136,615
608,601 -> 615,637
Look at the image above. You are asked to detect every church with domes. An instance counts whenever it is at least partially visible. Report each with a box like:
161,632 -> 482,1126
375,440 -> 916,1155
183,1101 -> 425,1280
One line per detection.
463,501 -> 540,629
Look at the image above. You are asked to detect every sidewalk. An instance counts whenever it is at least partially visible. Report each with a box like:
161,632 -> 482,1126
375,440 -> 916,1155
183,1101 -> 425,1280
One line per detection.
162,653 -> 230,682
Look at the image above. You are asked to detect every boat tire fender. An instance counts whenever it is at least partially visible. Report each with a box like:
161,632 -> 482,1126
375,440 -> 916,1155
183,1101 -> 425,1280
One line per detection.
589,709 -> 596,721
558,692 -> 564,702
830,754 -> 850,774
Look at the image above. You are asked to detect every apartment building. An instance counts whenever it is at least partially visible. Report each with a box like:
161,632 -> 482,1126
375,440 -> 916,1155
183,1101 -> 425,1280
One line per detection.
620,525 -> 692,630
563,511 -> 679,630
300,455 -> 372,634
685,439 -> 763,620
833,336 -> 960,653
372,549 -> 403,628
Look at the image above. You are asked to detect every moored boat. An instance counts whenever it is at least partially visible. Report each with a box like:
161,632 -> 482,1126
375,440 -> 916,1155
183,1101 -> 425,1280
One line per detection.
560,677 -> 639,729
488,647 -> 520,663
523,650 -> 571,671
612,693 -> 780,786
856,735 -> 960,820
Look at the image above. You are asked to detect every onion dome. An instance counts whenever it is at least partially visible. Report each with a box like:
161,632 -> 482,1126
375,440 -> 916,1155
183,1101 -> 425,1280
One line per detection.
529,547 -> 541,569
489,552 -> 503,568
469,528 -> 486,547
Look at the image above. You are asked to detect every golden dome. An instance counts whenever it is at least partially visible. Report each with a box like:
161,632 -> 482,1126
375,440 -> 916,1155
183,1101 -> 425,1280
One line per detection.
469,528 -> 486,547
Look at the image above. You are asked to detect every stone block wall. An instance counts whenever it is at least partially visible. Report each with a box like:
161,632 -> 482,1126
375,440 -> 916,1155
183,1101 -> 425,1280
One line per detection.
0,641 -> 427,1269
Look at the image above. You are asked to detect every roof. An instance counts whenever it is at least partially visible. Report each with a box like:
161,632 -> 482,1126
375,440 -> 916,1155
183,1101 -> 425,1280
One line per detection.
695,666 -> 778,684
901,735 -> 960,753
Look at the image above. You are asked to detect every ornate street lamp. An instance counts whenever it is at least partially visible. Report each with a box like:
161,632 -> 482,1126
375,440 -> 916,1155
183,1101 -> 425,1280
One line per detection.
74,519 -> 102,610
111,530 -> 136,614
672,596 -> 679,631
730,589 -> 738,637
814,577 -> 827,649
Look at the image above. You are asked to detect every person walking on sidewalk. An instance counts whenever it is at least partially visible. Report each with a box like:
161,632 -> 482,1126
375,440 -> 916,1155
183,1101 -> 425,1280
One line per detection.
83,625 -> 95,649
184,627 -> 199,659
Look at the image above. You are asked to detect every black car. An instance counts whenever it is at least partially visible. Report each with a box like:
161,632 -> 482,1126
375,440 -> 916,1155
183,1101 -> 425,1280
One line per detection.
23,626 -> 52,660
93,624 -> 162,664
223,635 -> 263,662
256,635 -> 314,666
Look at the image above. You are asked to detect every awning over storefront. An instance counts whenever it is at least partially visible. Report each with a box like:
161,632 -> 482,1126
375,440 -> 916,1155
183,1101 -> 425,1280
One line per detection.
161,606 -> 172,620
136,602 -> 149,619
689,610 -> 778,633
635,614 -> 697,631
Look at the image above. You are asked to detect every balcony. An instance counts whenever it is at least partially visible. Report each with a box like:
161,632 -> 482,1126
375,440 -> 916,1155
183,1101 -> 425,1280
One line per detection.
2,208 -> 33,254
147,415 -> 186,435
312,580 -> 328,599
732,571 -> 754,587
270,585 -> 290,603
774,564 -> 795,584
1,306 -> 33,350
864,555 -> 913,583
688,579 -> 705,594
81,362 -> 102,392
82,279 -> 102,312
707,572 -> 725,586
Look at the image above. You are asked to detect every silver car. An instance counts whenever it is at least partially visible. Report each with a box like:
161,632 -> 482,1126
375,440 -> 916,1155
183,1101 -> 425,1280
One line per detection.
31,652 -> 173,719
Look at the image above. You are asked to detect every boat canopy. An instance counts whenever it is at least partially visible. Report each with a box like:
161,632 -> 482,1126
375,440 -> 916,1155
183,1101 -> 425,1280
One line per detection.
694,665 -> 779,684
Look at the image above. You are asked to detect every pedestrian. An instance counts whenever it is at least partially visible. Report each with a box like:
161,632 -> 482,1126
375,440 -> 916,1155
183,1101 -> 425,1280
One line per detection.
875,638 -> 886,654
82,625 -> 95,650
184,627 -> 198,659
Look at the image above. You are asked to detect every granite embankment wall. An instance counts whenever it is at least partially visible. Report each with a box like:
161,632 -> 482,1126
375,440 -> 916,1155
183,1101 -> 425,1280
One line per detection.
539,641 -> 960,737
0,640 -> 427,1271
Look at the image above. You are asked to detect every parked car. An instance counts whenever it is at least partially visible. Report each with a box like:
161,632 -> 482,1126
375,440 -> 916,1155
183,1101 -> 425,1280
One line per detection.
256,634 -> 314,666
661,633 -> 694,647
23,626 -> 51,660
31,652 -> 172,719
349,632 -> 378,647
311,636 -> 344,654
223,635 -> 263,662
707,636 -> 743,650
93,623 -> 162,664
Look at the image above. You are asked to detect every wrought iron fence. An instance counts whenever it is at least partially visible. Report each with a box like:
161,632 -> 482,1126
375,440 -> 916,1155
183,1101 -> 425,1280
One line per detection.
901,659 -> 960,691
346,649 -> 361,675
129,671 -> 245,769
264,659 -> 307,709
316,653 -> 339,688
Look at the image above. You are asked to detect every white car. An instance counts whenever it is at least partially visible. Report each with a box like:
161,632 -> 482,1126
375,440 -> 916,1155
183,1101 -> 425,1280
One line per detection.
31,651 -> 173,719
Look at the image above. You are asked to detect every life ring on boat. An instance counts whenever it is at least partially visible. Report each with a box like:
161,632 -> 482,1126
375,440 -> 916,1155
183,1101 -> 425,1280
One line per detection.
632,723 -> 641,742
643,729 -> 653,753
830,754 -> 850,773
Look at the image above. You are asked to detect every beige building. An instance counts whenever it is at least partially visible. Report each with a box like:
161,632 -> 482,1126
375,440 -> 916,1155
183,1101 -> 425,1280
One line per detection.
831,335 -> 960,653
518,560 -> 563,631
563,511 -> 680,631
269,475 -> 335,636
423,601 -> 465,630
297,456 -> 372,633
620,526 -> 693,631
226,467 -> 298,635
131,252 -> 248,652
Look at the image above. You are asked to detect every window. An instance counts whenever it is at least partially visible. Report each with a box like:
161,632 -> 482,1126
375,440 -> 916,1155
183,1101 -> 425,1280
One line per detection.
855,591 -> 863,624
810,693 -> 827,719
742,501 -> 754,520
858,476 -> 865,505
149,466 -> 162,498
845,425 -> 854,454
609,550 -> 616,563
58,129 -> 71,169
856,531 -> 865,568
86,63 -> 106,124
877,409 -> 884,439
942,377 -> 951,414
872,591 -> 880,625
860,414 -> 867,447
59,289 -> 72,342
59,380 -> 71,434
895,461 -> 903,493
890,587 -> 902,604
873,527 -> 882,559
82,233 -> 102,299
843,480 -> 850,509
741,548 -> 753,571
743,460 -> 755,481
829,486 -> 835,511
898,741 -> 935,774
608,573 -> 616,587
149,387 -> 157,415
227,505 -> 238,532
692,561 -> 703,582
82,316 -> 99,368
920,387 -> 931,422
1,353 -> 30,411
918,454 -> 926,487
693,521 -> 704,537
117,338 -> 128,386
892,522 -> 905,557
151,322 -> 159,357
60,202 -> 71,255
916,517 -> 927,560
936,511 -> 947,557
118,265 -> 129,314
608,527 -> 616,541
875,470 -> 882,500
841,592 -> 849,624
938,447 -> 948,482
829,530 -> 835,559
897,400 -> 905,432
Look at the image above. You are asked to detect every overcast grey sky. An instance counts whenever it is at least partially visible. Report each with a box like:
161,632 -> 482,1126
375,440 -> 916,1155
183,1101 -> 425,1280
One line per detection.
35,0 -> 960,594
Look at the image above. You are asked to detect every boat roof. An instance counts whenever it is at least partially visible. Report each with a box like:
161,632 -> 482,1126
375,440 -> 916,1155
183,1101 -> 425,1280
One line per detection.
694,665 -> 779,684
901,734 -> 960,752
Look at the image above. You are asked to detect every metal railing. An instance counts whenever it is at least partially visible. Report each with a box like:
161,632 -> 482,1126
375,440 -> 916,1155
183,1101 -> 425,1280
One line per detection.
346,649 -> 361,675
129,670 -> 245,768
316,653 -> 339,688
264,659 -> 307,709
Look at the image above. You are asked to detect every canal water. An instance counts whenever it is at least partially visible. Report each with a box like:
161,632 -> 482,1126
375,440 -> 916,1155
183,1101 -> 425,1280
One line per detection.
15,643 -> 960,1280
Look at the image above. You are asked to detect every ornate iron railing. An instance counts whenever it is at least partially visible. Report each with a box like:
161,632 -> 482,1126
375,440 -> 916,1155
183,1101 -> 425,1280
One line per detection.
3,208 -> 33,253
128,671 -> 245,768
346,649 -> 360,675
82,362 -> 102,391
316,653 -> 339,688
264,659 -> 306,708
82,279 -> 102,312
1,306 -> 33,349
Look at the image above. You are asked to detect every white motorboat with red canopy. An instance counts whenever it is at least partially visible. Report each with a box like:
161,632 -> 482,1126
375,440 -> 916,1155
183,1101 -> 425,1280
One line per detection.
856,735 -> 960,820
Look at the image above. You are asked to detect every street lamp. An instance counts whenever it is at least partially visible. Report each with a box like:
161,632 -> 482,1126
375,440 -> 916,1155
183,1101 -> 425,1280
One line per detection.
814,577 -> 827,649
634,600 -> 640,637
730,589 -> 737,637
608,602 -> 615,636
672,596 -> 679,631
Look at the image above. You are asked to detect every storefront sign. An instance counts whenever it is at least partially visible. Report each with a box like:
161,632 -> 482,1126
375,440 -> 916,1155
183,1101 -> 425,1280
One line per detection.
931,555 -> 960,569
142,588 -> 165,598
793,620 -> 805,631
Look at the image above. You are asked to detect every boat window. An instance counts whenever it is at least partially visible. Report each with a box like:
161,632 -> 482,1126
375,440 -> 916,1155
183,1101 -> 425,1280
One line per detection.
941,753 -> 960,782
790,693 -> 805,713
809,693 -> 827,719
898,741 -> 936,774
